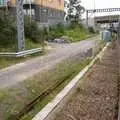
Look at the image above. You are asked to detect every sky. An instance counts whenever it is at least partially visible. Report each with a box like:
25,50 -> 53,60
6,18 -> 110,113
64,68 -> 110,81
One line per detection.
81,0 -> 120,18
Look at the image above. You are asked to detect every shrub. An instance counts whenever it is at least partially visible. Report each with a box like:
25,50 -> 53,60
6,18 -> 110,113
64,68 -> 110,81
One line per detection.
0,11 -> 17,46
56,23 -> 65,34
70,21 -> 78,29
24,17 -> 48,44
88,27 -> 95,33
48,23 -> 65,40
70,21 -> 84,30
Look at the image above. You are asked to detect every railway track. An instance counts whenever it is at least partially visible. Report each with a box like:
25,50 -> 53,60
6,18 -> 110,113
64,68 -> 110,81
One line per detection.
8,70 -> 77,120
7,42 -> 120,120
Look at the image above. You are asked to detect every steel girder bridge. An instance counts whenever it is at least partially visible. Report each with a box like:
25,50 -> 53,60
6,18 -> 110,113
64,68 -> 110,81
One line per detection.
86,8 -> 120,26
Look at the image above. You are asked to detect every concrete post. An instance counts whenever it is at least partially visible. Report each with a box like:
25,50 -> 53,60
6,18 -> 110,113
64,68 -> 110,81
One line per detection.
16,0 -> 25,52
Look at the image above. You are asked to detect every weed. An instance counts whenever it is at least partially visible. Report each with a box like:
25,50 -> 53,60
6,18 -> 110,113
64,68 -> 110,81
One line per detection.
0,57 -> 91,120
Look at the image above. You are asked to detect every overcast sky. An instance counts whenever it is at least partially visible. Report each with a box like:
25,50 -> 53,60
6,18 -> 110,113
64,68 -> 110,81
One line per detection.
81,0 -> 120,18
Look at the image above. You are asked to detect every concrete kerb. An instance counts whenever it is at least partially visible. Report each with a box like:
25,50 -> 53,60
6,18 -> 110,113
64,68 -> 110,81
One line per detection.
32,42 -> 111,120
117,41 -> 120,120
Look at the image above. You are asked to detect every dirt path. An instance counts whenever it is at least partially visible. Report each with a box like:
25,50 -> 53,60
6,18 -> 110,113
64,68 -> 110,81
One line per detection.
55,44 -> 119,120
0,36 -> 100,88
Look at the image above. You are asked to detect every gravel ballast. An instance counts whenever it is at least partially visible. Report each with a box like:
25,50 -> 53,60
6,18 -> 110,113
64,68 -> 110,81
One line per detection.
55,44 -> 119,120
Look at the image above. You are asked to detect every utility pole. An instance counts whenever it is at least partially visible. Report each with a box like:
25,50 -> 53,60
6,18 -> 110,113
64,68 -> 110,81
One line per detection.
29,0 -> 32,24
16,0 -> 25,52
86,10 -> 88,27
41,0 -> 43,22
93,0 -> 96,28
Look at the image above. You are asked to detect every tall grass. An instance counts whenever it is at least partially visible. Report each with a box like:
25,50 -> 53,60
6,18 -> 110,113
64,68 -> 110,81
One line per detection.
0,57 -> 91,120
0,13 -> 94,52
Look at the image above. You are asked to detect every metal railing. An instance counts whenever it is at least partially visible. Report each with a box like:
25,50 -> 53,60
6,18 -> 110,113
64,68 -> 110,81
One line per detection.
0,48 -> 42,57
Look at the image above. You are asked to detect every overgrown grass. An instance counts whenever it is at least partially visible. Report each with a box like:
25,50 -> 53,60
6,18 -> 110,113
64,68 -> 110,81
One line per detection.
0,38 -> 45,69
64,27 -> 90,42
0,37 -> 103,120
47,22 -> 93,42
0,46 -> 16,52
0,38 -> 42,52
25,39 -> 43,50
0,12 -> 95,54
0,50 -> 45,70
0,56 -> 91,120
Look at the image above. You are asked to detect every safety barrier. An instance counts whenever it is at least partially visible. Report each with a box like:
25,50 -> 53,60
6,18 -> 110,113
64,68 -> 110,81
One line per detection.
0,48 -> 41,57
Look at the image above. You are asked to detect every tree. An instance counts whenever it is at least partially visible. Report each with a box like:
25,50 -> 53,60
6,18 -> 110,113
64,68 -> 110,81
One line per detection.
66,0 -> 85,22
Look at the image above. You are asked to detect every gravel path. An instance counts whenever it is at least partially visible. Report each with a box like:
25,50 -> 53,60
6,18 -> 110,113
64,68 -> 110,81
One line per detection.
55,44 -> 119,120
0,36 -> 99,88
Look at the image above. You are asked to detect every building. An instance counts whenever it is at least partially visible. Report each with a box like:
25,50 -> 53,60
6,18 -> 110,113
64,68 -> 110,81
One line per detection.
0,0 -> 65,25
0,0 -> 6,7
28,0 -> 65,25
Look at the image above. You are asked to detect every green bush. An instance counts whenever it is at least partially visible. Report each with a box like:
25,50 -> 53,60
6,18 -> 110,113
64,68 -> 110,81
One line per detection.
0,11 -> 90,49
65,27 -> 87,42
0,14 -> 45,49
48,23 -> 65,40
24,17 -> 42,43
0,12 -> 17,47
70,21 -> 78,29
70,21 -> 84,30
56,23 -> 65,34
88,27 -> 95,33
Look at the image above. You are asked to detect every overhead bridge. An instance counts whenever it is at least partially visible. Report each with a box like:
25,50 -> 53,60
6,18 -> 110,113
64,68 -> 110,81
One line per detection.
95,15 -> 120,24
87,8 -> 120,13
86,8 -> 120,26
